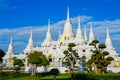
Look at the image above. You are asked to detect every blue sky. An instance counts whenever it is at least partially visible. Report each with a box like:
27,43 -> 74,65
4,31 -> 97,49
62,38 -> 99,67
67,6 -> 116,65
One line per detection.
0,0 -> 120,54
0,0 -> 120,28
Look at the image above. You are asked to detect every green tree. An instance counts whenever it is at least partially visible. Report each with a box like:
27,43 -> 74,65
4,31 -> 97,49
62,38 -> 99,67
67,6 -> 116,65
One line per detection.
87,40 -> 114,74
89,40 -> 99,49
13,59 -> 24,72
0,49 -> 5,62
50,68 -> 59,80
63,43 -> 79,73
28,51 -> 46,75
81,56 -> 87,70
42,58 -> 49,72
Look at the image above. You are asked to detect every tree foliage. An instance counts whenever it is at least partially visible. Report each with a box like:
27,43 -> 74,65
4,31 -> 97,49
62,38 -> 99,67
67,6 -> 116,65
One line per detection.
50,68 -> 59,75
13,59 -> 24,72
0,49 -> 5,62
13,59 -> 24,66
42,58 -> 49,72
87,40 -> 114,74
28,51 -> 47,75
63,43 -> 79,73
29,56 -> 42,64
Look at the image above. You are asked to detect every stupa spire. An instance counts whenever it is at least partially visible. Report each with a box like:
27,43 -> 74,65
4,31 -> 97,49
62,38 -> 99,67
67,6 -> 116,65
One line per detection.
105,27 -> 113,47
62,6 -> 74,39
23,29 -> 34,53
105,27 -> 118,56
10,36 -> 13,46
76,16 -> 82,38
7,36 -> 14,58
42,19 -> 53,45
48,19 -> 50,32
28,28 -> 34,47
67,6 -> 70,22
84,26 -> 87,41
74,16 -> 85,43
45,19 -> 52,41
88,22 -> 95,43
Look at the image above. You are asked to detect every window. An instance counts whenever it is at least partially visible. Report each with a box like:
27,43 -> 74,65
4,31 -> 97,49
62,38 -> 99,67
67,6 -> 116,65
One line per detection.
82,49 -> 86,52
49,58 -> 52,62
90,49 -> 93,52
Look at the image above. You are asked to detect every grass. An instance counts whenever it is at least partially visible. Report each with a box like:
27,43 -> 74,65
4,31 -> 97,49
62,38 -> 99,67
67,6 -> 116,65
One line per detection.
8,76 -> 41,80
7,75 -> 71,80
7,73 -> 71,80
1,72 -> 120,80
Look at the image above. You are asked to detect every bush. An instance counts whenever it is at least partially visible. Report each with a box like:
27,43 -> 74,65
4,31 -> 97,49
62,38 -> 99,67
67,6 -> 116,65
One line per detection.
0,72 -> 30,79
73,73 -> 94,80
36,72 -> 50,77
50,68 -> 60,76
94,74 -> 120,80
72,73 -> 120,80
14,67 -> 20,72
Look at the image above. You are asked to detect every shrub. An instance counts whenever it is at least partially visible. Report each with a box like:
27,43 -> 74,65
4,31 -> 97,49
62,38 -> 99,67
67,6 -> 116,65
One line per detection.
73,73 -> 94,80
0,72 -> 30,79
36,72 -> 50,77
14,67 -> 20,72
50,68 -> 60,76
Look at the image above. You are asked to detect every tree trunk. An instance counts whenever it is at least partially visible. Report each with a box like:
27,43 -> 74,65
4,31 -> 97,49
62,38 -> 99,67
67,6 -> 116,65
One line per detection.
44,65 -> 47,72
94,65 -> 98,74
31,64 -> 37,76
31,66 -> 34,76
54,75 -> 56,80
71,61 -> 74,72
34,64 -> 37,75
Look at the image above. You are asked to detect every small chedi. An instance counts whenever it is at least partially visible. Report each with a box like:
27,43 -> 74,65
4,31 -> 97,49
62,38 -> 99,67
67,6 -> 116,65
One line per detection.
2,7 -> 120,73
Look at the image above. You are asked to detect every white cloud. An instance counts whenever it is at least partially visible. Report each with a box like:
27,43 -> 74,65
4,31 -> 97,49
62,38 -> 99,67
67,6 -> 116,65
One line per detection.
0,15 -> 120,54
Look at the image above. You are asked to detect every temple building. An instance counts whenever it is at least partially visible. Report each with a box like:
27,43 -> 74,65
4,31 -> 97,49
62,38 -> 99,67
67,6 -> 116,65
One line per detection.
2,7 -> 120,73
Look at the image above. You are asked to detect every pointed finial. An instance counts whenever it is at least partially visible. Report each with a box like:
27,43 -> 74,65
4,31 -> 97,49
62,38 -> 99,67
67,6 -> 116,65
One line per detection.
107,27 -> 109,37
84,26 -> 86,36
67,6 -> 70,21
105,26 -> 114,49
89,22 -> 95,43
30,28 -> 33,38
48,19 -> 50,32
48,19 -> 50,27
90,22 -> 93,33
10,36 -> 13,45
78,16 -> 81,28
84,25 -> 87,41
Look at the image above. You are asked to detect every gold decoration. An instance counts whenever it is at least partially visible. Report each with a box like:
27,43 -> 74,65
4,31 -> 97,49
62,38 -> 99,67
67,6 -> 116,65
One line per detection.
114,61 -> 119,67
63,33 -> 69,38
48,53 -> 53,57
10,60 -> 14,65
49,62 -> 54,67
